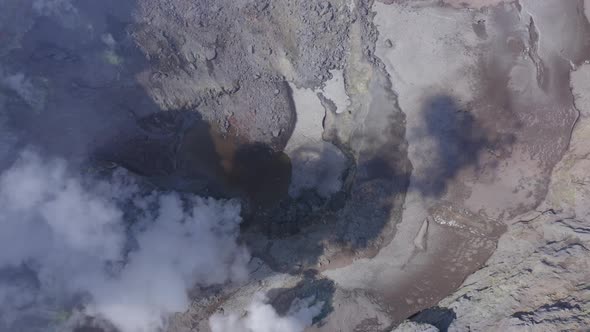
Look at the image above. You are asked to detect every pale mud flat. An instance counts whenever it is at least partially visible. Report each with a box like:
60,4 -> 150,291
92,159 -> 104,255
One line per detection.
323,0 -> 590,326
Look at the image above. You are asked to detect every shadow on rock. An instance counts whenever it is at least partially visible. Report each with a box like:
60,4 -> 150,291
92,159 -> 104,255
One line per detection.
409,306 -> 457,332
267,270 -> 336,327
410,95 -> 516,197
97,109 -> 294,225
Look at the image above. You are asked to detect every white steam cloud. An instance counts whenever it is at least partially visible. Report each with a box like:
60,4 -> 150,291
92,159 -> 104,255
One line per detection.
0,150 -> 250,332
1,72 -> 46,112
209,294 -> 324,332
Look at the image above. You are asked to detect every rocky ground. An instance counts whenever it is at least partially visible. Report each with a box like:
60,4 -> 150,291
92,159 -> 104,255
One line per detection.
1,0 -> 590,331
